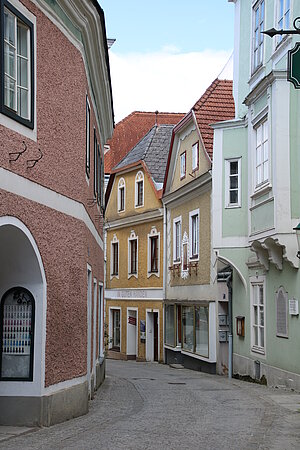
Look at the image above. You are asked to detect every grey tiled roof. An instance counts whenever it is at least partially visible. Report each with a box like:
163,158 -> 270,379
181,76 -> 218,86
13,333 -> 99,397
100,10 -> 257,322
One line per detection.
113,124 -> 174,185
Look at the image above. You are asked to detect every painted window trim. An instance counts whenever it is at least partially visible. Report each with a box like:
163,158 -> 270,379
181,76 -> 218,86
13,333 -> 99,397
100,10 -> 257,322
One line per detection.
274,0 -> 291,48
110,235 -> 119,280
147,227 -> 160,278
192,141 -> 199,172
0,0 -> 34,129
135,171 -> 144,208
189,208 -> 199,261
180,152 -> 186,180
128,231 -> 138,279
225,158 -> 242,208
250,276 -> 266,355
251,0 -> 265,74
86,95 -> 90,178
117,177 -> 126,213
173,215 -> 182,263
253,117 -> 270,194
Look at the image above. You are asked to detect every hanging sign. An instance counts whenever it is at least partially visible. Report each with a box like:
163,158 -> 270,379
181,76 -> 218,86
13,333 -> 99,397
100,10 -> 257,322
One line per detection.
287,43 -> 300,89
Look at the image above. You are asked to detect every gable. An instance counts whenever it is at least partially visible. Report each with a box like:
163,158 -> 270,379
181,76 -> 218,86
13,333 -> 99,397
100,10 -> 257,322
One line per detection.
105,167 -> 162,222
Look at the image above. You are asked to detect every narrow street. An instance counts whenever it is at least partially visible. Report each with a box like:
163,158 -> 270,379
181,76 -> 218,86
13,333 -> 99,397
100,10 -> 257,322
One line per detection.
1,360 -> 300,450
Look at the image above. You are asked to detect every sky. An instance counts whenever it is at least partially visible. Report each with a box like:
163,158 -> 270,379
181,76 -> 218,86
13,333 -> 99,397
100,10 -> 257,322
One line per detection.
99,1 -> 235,123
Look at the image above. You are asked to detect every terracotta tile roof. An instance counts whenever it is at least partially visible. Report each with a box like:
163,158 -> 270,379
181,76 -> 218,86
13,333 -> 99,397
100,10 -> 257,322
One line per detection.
192,79 -> 235,159
105,111 -> 184,173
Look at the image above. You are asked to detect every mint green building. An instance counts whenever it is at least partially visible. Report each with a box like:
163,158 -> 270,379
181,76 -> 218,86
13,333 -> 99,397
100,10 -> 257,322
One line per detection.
212,0 -> 300,390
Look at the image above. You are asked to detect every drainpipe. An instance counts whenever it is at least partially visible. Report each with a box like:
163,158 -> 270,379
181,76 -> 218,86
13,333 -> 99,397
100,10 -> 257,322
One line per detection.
163,203 -> 167,364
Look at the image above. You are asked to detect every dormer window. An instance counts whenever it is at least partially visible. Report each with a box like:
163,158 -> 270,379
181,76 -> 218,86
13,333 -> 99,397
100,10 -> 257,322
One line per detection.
135,171 -> 144,207
118,178 -> 125,212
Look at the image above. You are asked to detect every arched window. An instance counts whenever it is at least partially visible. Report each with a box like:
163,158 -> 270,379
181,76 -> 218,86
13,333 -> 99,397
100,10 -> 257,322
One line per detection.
0,287 -> 35,381
135,171 -> 144,208
118,177 -> 125,212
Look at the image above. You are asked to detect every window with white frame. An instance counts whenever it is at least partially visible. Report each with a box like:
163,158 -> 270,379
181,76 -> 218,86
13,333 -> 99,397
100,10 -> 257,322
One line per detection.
255,119 -> 269,188
253,0 -> 265,72
173,217 -> 181,263
86,96 -> 90,177
189,209 -> 199,260
276,0 -> 290,45
225,158 -> 241,207
128,230 -> 138,277
180,152 -> 186,179
1,1 -> 34,128
118,178 -> 125,212
148,227 -> 160,275
251,279 -> 265,353
192,142 -> 199,172
111,235 -> 119,277
135,171 -> 144,207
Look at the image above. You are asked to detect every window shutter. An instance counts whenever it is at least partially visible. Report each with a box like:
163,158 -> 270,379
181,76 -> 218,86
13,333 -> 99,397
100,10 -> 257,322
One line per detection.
276,288 -> 288,337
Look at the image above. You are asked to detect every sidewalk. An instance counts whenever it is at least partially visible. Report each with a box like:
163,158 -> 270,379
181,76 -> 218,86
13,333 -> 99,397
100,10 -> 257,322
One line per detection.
0,427 -> 36,443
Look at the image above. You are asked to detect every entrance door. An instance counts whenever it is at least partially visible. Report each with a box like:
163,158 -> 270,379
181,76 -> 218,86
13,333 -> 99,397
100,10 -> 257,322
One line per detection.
146,310 -> 159,362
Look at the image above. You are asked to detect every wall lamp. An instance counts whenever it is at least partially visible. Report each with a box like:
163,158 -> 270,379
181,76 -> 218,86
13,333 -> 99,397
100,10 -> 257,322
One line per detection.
293,223 -> 300,259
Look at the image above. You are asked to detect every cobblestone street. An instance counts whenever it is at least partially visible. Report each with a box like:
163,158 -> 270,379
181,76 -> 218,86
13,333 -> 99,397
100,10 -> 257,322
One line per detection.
1,359 -> 300,450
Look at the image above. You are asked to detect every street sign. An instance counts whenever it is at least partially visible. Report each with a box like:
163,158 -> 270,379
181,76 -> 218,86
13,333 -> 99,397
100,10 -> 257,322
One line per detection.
288,42 -> 300,88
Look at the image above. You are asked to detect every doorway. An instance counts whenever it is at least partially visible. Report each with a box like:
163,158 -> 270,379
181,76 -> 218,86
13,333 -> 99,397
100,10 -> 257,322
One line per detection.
127,308 -> 137,359
146,310 -> 159,362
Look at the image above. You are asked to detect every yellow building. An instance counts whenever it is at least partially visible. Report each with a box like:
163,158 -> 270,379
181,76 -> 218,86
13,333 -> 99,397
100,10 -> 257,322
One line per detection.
105,125 -> 174,362
163,79 -> 235,373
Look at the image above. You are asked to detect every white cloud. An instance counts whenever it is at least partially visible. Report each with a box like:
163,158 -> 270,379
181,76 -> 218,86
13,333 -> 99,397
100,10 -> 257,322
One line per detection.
108,48 -> 233,123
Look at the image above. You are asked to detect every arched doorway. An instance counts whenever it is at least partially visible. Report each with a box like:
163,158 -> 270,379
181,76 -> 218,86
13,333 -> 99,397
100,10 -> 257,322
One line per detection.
0,217 -> 46,397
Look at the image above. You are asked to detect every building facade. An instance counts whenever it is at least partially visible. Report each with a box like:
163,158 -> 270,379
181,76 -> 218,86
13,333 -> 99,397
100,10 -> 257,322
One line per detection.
163,79 -> 234,373
213,0 -> 300,389
105,125 -> 175,363
0,0 -> 113,426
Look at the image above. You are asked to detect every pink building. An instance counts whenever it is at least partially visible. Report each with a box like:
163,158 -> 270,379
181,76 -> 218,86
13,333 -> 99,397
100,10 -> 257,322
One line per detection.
0,0 -> 114,426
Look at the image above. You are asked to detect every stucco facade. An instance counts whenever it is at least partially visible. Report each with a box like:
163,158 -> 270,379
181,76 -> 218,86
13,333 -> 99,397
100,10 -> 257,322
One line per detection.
212,0 -> 300,390
0,0 -> 113,426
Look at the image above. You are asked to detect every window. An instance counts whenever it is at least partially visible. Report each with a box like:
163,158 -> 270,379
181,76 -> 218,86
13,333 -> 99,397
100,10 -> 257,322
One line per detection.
1,1 -> 34,128
118,178 -> 125,212
0,287 -> 35,380
150,236 -> 158,272
135,171 -> 144,207
225,158 -> 241,207
276,287 -> 288,338
253,0 -> 265,72
129,239 -> 137,275
181,231 -> 189,278
255,120 -> 269,188
180,152 -> 186,179
182,306 -> 194,352
165,304 -> 175,346
86,96 -> 90,177
189,209 -> 199,260
251,279 -> 265,353
276,0 -> 290,45
176,305 -> 182,346
195,306 -> 209,357
112,309 -> 120,350
111,237 -> 119,277
173,217 -> 181,262
192,142 -> 199,172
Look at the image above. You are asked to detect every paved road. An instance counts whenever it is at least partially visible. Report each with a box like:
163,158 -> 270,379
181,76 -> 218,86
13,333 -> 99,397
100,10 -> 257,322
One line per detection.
1,359 -> 300,449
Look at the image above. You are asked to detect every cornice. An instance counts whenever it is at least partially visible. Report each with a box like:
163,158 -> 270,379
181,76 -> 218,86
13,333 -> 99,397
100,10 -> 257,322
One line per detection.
163,171 -> 211,207
105,208 -> 163,230
244,70 -> 287,106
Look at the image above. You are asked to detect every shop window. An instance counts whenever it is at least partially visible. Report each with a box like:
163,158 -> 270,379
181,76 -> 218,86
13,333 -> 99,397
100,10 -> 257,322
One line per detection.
0,287 -> 35,381
165,304 -> 175,346
195,306 -> 209,357
182,306 -> 194,352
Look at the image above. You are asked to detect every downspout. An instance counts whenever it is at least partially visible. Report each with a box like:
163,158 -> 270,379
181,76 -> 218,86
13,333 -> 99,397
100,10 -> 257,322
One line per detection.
163,203 -> 167,363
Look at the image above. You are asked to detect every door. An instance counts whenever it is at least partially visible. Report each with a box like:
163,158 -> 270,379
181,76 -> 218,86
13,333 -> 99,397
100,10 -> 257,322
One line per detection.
127,309 -> 137,359
153,312 -> 158,362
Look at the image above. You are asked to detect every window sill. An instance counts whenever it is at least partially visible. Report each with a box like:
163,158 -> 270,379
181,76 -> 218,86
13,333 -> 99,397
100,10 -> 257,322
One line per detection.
251,346 -> 265,356
147,271 -> 159,278
128,273 -> 138,279
225,203 -> 241,209
251,183 -> 272,200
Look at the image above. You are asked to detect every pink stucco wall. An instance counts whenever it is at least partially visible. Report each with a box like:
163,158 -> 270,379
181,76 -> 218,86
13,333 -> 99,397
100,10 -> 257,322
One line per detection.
0,1 -> 106,386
